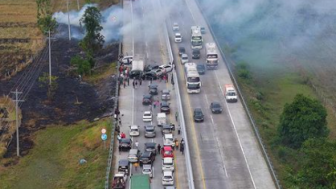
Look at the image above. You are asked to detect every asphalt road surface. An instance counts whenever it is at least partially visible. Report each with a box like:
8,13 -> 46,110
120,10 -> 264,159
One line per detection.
113,0 -> 188,189
161,0 -> 277,188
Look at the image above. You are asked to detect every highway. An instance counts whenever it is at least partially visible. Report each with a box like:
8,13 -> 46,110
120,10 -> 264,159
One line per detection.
160,0 -> 277,188
114,0 -> 188,189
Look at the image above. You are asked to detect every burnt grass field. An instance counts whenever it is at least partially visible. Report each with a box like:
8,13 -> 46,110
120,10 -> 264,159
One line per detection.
0,38 -> 118,162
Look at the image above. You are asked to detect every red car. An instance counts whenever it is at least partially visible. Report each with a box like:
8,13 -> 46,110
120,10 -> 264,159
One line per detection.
161,146 -> 174,158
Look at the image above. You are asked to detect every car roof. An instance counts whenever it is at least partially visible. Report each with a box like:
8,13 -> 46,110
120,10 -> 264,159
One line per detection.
182,54 -> 188,57
119,159 -> 129,165
143,94 -> 152,98
163,171 -> 173,176
143,164 -> 152,169
129,149 -> 138,153
194,108 -> 202,112
163,157 -> 173,163
161,101 -> 169,106
164,133 -> 173,138
130,125 -> 139,129
142,151 -> 151,156
179,46 -> 185,50
144,111 -> 151,114
211,102 -> 221,105
145,125 -> 154,129
121,138 -> 131,142
197,64 -> 205,68
145,142 -> 156,147
148,84 -> 158,88
175,32 -> 181,35
162,89 -> 170,93
162,124 -> 172,129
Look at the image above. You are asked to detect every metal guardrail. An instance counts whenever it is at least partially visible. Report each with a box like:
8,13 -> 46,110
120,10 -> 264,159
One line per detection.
104,1 -> 123,188
193,0 -> 282,188
158,0 -> 195,188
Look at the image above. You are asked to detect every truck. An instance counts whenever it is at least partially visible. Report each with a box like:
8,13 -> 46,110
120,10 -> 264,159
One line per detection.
157,113 -> 167,127
112,172 -> 128,189
184,63 -> 201,93
130,174 -> 151,189
205,43 -> 218,69
130,55 -> 145,79
224,84 -> 238,102
191,26 -> 203,49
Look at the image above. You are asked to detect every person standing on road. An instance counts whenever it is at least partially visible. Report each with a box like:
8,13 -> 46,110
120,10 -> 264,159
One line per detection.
175,112 -> 179,122
175,139 -> 179,150
157,144 -> 161,155
132,80 -> 135,88
180,144 -> 184,154
135,140 -> 139,149
134,162 -> 139,171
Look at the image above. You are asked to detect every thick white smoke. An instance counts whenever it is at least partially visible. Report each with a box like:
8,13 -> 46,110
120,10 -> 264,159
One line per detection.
53,4 -> 123,42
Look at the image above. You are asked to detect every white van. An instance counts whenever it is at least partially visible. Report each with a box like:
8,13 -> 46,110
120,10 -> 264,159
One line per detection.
157,113 -> 167,127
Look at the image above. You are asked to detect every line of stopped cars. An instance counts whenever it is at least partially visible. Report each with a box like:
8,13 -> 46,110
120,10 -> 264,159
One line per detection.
115,78 -> 178,188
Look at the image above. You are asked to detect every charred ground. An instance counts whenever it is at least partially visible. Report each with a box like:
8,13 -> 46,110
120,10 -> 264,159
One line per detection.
0,38 -> 118,160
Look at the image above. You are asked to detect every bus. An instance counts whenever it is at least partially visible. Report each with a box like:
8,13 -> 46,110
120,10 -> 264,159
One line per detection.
184,63 -> 201,93
191,26 -> 203,49
205,42 -> 218,69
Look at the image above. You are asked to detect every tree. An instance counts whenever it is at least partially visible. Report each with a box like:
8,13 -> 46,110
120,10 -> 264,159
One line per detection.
278,94 -> 328,148
297,138 -> 336,189
79,6 -> 104,56
36,0 -> 57,34
71,55 -> 91,75
38,72 -> 58,99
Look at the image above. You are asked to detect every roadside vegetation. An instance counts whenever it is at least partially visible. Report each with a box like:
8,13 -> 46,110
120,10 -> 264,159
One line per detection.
0,118 -> 111,189
232,55 -> 336,188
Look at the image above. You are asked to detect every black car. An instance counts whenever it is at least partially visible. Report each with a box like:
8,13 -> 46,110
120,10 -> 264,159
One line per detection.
139,151 -> 156,166
178,47 -> 186,56
119,138 -> 132,151
142,94 -> 152,105
192,49 -> 201,59
142,71 -> 158,80
144,142 -> 157,155
148,84 -> 158,95
193,108 -> 204,122
129,70 -> 143,79
160,101 -> 170,114
210,102 -> 223,114
197,64 -> 206,75
144,65 -> 160,72
118,159 -> 130,175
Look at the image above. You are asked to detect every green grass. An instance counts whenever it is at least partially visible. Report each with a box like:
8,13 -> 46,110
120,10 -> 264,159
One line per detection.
236,68 -> 336,187
85,62 -> 117,85
0,118 -> 112,189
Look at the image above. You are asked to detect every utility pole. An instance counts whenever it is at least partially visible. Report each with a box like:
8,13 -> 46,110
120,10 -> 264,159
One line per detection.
11,89 -> 24,157
77,0 -> 80,10
48,29 -> 52,85
67,0 -> 72,41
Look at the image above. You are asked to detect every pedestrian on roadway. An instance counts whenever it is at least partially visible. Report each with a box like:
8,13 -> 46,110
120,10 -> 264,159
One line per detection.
157,144 -> 161,155
140,78 -> 142,85
127,77 -> 130,86
123,80 -> 126,88
175,139 -> 179,150
180,144 -> 184,154
177,125 -> 181,135
134,162 -> 139,171
135,140 -> 139,149
132,80 -> 135,88
175,112 -> 179,122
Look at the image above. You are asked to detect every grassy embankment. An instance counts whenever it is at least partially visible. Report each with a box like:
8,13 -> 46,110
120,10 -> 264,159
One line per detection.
0,119 -> 112,189
225,46 -> 336,188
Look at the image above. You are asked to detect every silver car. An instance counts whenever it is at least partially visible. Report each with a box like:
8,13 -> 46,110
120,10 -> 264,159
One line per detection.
142,164 -> 153,178
144,125 -> 156,138
161,89 -> 171,101
128,149 -> 140,163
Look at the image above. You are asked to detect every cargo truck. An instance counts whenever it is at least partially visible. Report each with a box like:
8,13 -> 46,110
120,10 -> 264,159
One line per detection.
130,174 -> 151,189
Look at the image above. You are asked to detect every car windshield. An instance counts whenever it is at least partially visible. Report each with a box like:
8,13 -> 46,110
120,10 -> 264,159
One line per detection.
197,65 -> 205,69
144,113 -> 151,116
228,92 -> 236,96
164,151 -> 172,155
164,161 -> 173,165
195,110 -> 203,116
146,128 -> 154,132
131,129 -> 138,132
212,103 -> 221,108
182,56 -> 188,60
187,77 -> 200,82
143,169 -> 151,172
187,83 -> 200,89
164,176 -> 172,179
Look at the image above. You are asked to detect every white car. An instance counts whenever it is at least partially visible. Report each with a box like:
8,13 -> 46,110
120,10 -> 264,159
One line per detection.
153,68 -> 165,76
142,164 -> 153,178
120,55 -> 133,65
174,33 -> 182,43
159,64 -> 173,73
172,23 -> 179,31
162,157 -> 174,172
162,171 -> 174,186
143,111 -> 152,122
180,54 -> 189,64
163,133 -> 175,147
129,125 -> 140,137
